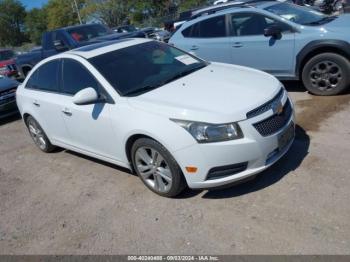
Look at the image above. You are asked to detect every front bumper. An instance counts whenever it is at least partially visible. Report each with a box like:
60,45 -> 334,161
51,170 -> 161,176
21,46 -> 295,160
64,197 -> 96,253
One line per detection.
0,96 -> 18,119
173,94 -> 295,189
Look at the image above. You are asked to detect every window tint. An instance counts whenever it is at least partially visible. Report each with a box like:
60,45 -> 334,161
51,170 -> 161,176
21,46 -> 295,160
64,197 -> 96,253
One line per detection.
62,59 -> 99,95
231,13 -> 291,36
182,15 -> 226,38
89,41 -> 206,96
53,31 -> 69,46
26,60 -> 60,92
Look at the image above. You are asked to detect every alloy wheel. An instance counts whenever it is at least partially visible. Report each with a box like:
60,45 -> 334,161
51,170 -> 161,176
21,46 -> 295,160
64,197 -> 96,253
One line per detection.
135,147 -> 173,193
28,120 -> 47,150
309,60 -> 343,92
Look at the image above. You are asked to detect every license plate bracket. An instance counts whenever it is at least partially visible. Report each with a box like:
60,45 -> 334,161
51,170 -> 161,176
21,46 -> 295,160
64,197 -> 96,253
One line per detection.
278,123 -> 295,151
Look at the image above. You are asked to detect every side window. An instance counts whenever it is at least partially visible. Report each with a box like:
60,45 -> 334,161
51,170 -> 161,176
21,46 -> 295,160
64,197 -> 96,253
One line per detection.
182,15 -> 226,38
182,23 -> 200,38
26,60 -> 60,92
199,15 -> 226,38
231,13 -> 291,36
53,31 -> 69,46
62,59 -> 100,95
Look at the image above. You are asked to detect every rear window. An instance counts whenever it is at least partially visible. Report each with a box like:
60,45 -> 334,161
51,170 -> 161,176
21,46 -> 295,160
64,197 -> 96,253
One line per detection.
67,24 -> 110,43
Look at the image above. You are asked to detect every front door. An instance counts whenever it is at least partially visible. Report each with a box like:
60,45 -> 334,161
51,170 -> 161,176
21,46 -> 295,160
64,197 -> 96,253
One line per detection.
58,58 -> 119,160
229,12 -> 296,77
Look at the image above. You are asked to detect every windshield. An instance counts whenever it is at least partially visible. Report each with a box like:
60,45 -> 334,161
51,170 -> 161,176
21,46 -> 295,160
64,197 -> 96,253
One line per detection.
0,50 -> 15,61
89,41 -> 207,96
265,3 -> 333,25
67,24 -> 111,43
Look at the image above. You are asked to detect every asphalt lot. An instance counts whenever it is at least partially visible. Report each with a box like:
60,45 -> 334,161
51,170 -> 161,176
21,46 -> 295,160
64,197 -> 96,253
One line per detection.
0,81 -> 350,255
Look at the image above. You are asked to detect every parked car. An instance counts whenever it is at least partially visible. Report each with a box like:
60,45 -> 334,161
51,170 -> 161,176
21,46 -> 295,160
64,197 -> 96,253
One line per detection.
170,1 -> 350,95
0,75 -> 19,119
16,39 -> 295,197
0,49 -> 18,78
15,23 -> 146,79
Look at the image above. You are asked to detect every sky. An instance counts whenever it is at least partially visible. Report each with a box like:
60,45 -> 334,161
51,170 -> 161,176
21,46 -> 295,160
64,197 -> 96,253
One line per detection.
20,0 -> 48,10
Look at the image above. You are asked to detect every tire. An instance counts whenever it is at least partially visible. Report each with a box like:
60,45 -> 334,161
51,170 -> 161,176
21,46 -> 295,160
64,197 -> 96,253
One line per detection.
131,138 -> 186,197
302,52 -> 350,96
26,116 -> 56,153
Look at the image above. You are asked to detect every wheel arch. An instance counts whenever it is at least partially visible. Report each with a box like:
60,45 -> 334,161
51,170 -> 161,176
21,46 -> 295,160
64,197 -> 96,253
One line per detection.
296,40 -> 350,79
125,134 -> 158,165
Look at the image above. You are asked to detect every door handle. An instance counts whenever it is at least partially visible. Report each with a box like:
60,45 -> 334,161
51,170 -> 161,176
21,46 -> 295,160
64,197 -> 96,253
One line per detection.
232,42 -> 243,48
33,100 -> 40,107
190,45 -> 199,51
62,108 -> 72,116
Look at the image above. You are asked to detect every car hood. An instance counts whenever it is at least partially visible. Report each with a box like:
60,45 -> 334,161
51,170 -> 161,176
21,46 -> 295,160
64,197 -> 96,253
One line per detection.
324,14 -> 350,30
0,58 -> 15,67
0,76 -> 18,91
128,63 -> 282,123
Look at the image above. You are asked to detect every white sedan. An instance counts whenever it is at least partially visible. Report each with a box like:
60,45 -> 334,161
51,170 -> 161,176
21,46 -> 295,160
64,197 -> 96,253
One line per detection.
16,39 -> 295,197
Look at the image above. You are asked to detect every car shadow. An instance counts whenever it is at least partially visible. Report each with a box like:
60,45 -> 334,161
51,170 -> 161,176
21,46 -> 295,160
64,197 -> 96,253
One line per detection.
282,80 -> 306,93
0,113 -> 21,126
197,125 -> 309,199
58,125 -> 309,200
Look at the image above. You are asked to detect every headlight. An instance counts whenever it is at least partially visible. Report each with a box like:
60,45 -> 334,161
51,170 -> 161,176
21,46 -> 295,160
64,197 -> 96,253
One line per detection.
0,66 -> 8,75
171,119 -> 243,143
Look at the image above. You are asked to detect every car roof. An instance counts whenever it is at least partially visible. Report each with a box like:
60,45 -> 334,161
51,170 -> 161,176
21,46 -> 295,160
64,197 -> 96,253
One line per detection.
57,23 -> 107,32
66,38 -> 152,59
188,0 -> 280,20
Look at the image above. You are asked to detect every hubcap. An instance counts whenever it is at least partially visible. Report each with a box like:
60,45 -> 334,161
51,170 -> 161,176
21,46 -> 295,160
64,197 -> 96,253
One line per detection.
28,120 -> 47,150
309,61 -> 343,92
135,147 -> 173,193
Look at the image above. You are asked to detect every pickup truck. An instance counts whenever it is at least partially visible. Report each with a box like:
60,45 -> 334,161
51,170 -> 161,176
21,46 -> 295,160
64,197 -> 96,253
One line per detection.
0,49 -> 18,78
15,23 -> 146,79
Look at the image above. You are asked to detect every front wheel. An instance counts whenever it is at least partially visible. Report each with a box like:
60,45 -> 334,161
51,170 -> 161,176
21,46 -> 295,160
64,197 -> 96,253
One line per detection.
302,53 -> 350,96
131,138 -> 186,197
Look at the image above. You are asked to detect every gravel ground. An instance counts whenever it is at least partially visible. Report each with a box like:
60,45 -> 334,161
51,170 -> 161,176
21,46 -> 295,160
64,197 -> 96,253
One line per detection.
0,82 -> 349,255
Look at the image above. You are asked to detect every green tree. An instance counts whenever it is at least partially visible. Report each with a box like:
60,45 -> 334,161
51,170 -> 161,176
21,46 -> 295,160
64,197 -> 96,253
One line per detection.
0,0 -> 27,46
82,0 -> 134,27
25,7 -> 48,45
46,0 -> 85,30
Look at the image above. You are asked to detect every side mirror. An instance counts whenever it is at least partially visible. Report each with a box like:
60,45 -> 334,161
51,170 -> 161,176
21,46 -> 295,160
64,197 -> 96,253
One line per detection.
53,40 -> 69,52
73,87 -> 105,105
264,25 -> 282,39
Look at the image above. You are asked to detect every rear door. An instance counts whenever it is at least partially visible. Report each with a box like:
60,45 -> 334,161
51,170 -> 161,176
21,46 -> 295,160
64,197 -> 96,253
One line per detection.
229,11 -> 296,77
23,59 -> 69,143
178,14 -> 232,63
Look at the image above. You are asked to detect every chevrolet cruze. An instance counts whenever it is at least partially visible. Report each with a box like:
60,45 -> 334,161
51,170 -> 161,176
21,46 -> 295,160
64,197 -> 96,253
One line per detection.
16,39 -> 295,197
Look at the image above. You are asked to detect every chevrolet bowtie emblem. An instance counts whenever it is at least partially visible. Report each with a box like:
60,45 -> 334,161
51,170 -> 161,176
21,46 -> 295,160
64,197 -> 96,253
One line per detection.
274,102 -> 283,115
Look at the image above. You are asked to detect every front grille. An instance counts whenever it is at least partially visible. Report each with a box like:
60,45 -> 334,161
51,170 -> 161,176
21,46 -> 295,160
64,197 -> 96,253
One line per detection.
0,88 -> 16,97
246,88 -> 284,119
253,99 -> 292,137
206,162 -> 248,180
0,96 -> 15,105
6,64 -> 17,71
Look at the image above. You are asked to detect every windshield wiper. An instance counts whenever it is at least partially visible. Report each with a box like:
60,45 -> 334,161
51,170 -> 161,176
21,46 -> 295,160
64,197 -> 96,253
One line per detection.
160,64 -> 207,86
123,64 -> 207,97
304,16 -> 337,25
123,85 -> 160,97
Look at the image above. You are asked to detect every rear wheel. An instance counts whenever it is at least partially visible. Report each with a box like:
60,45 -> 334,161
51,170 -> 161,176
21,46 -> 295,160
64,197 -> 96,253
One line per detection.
131,138 -> 186,197
26,116 -> 56,152
302,53 -> 350,96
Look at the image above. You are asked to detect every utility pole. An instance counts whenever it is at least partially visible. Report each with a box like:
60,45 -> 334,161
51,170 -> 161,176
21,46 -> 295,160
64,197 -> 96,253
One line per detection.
73,0 -> 82,24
